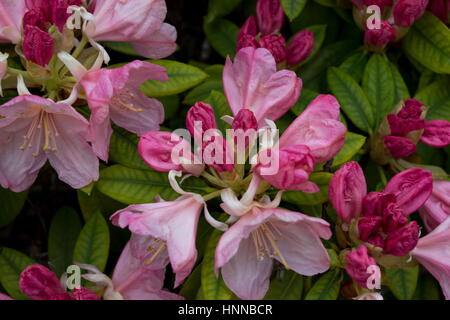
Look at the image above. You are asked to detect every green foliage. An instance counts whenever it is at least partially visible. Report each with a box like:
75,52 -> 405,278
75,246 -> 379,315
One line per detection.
386,266 -> 420,300
0,188 -> 27,228
0,248 -> 35,299
281,0 -> 307,21
304,269 -> 342,300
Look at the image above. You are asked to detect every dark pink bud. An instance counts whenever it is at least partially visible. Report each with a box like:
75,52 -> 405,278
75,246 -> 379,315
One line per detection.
23,26 -> 53,66
384,136 -> 416,158
19,265 -> 64,300
237,16 -> 259,51
382,202 -> 408,232
53,0 -> 71,32
239,16 -> 258,37
420,120 -> 450,148
345,245 -> 379,289
427,0 -> 449,24
259,34 -> 286,63
23,9 -> 46,30
384,221 -> 420,256
71,287 -> 99,300
68,0 -> 82,5
329,162 -> 367,224
363,0 -> 394,12
232,109 -> 258,147
237,34 -> 259,51
367,234 -> 385,249
362,191 -> 396,217
286,30 -> 314,66
387,115 -> 425,136
398,99 -> 424,119
203,135 -> 235,172
384,168 -> 433,215
364,21 -> 397,48
393,0 -> 429,28
256,0 -> 284,35
358,216 -> 383,242
186,102 -> 217,138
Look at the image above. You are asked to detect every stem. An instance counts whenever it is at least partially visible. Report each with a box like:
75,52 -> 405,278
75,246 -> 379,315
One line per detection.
202,190 -> 222,201
201,171 -> 228,188
7,67 -> 32,80
59,34 -> 89,77
377,165 -> 387,187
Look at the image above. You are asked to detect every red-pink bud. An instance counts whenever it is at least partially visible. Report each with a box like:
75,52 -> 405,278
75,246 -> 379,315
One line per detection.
382,202 -> 408,232
239,16 -> 258,37
237,16 -> 259,51
364,0 -> 394,12
398,99 -> 424,118
362,191 -> 397,217
186,102 -> 217,138
23,9 -> 46,30
71,287 -> 99,300
384,221 -> 420,256
345,245 -> 378,289
329,162 -> 367,224
364,21 -> 397,48
53,0 -> 71,32
393,0 -> 429,28
384,168 -> 433,215
258,34 -> 286,63
427,0 -> 449,24
256,0 -> 284,35
237,34 -> 259,51
384,136 -> 417,158
286,30 -> 314,66
358,216 -> 383,242
387,114 -> 425,136
203,135 -> 235,172
19,265 -> 65,300
232,109 -> 258,147
23,26 -> 54,66
420,120 -> 450,148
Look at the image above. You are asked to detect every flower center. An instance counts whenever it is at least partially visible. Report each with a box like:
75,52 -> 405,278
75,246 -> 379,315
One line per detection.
145,238 -> 166,266
251,222 -> 290,269
110,89 -> 143,112
20,110 -> 59,156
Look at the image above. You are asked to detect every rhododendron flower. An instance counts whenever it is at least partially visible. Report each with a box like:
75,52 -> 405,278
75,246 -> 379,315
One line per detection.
256,0 -> 284,35
254,95 -> 346,192
19,264 -> 98,300
0,94 -> 99,192
427,0 -> 449,24
22,25 -> 54,66
393,0 -> 429,28
84,0 -> 177,60
59,52 -> 168,161
223,47 -> 302,126
0,0 -> 27,44
419,180 -> 450,232
215,193 -> 332,300
412,216 -> 450,299
345,245 -> 379,289
364,21 -> 397,49
286,30 -> 314,66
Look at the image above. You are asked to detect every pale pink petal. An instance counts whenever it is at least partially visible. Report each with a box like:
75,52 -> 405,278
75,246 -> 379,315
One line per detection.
0,0 -> 26,43
132,23 -> 177,59
0,293 -> 12,300
294,94 -> 341,122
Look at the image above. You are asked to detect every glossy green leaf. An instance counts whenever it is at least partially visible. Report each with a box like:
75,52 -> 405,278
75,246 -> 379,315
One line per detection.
282,172 -> 333,206
73,212 -> 110,272
204,19 -> 239,59
386,266 -> 419,300
109,127 -> 148,170
403,13 -> 450,74
0,188 -> 27,228
305,269 -> 342,300
0,248 -> 35,299
102,41 -> 140,56
388,62 -> 410,105
205,0 -> 242,22
183,79 -> 224,106
339,50 -> 369,83
204,90 -> 232,133
327,67 -> 375,133
281,0 -> 307,21
140,60 -> 208,97
332,132 -> 367,167
413,272 -> 441,300
48,207 -> 82,276
264,270 -> 303,300
415,78 -> 450,122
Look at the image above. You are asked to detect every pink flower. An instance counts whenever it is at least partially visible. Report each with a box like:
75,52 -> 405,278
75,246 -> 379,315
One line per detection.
329,162 -> 367,224
412,216 -> 450,299
203,135 -> 235,172
59,53 -> 168,161
0,94 -> 99,192
186,102 -> 217,138
364,21 -> 397,48
256,0 -> 284,35
237,16 -> 258,51
22,26 -> 54,66
383,221 -> 420,255
110,194 -> 204,287
419,180 -> 450,232
393,0 -> 429,27
286,30 -> 314,66
138,131 -> 204,176
384,136 -> 417,158
258,34 -> 286,63
85,0 -> 177,59
345,245 -> 379,289
255,95 -> 346,192
223,47 -> 302,126
19,264 -> 98,300
215,206 -> 331,300
420,120 -> 450,147
0,0 -> 26,44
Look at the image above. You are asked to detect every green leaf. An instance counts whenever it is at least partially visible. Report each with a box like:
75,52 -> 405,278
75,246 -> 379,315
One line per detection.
102,41 -> 140,56
403,13 -> 450,74
48,207 -> 82,276
282,172 -> 333,206
204,19 -> 239,59
0,188 -> 27,228
73,212 -> 110,272
264,270 -> 303,300
201,229 -> 235,300
415,78 -> 450,122
159,95 -> 180,120
97,165 -> 215,204
362,53 -> 396,128
386,266 -> 419,300
332,132 -> 367,167
204,90 -> 232,133
339,50 -> 369,83
0,248 -> 35,299
183,79 -> 224,106
281,0 -> 307,21
327,67 -> 375,133
291,88 -> 319,116
140,60 -> 208,97
109,127 -> 148,171
179,264 -> 203,299
305,269 -> 342,300
77,187 -> 124,222
388,62 -> 410,105
413,272 -> 441,300
206,0 -> 242,22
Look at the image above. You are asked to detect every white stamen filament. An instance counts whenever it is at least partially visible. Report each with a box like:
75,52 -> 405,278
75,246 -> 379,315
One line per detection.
20,110 -> 59,156
110,89 -> 143,112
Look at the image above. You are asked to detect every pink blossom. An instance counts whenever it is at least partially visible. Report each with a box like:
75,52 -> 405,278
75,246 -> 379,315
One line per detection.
412,216 -> 450,299
0,95 -> 99,192
345,245 -> 378,289
384,136 -> 417,158
419,180 -> 450,232
384,221 -> 420,256
203,135 -> 235,172
364,21 -> 397,48
215,206 -> 331,300
236,16 -> 258,51
223,47 -> 302,126
256,0 -> 284,35
420,120 -> 450,147
85,0 -> 177,59
0,0 -> 26,44
258,34 -> 286,63
329,162 -> 367,224
286,30 -> 315,66
186,102 -> 217,138
22,26 -> 54,66
393,0 -> 429,27
111,194 -> 204,287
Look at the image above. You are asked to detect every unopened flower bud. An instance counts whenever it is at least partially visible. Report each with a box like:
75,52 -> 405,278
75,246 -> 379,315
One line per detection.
382,202 -> 408,232
384,221 -> 420,256
23,26 -> 54,66
358,216 -> 383,242
420,120 -> 450,148
427,0 -> 449,24
362,191 -> 396,217
259,34 -> 286,63
393,0 -> 429,28
345,245 -> 379,289
232,109 -> 258,147
256,0 -> 284,35
364,21 -> 397,49
19,265 -> 66,300
363,0 -> 394,12
203,135 -> 235,172
186,102 -> 217,138
23,9 -> 46,30
384,136 -> 416,158
286,30 -> 314,66
237,17 -> 259,51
